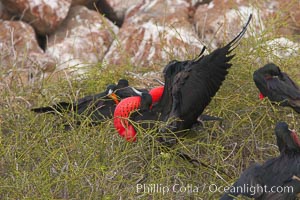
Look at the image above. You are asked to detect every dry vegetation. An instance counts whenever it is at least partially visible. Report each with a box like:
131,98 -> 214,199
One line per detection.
1,6 -> 300,200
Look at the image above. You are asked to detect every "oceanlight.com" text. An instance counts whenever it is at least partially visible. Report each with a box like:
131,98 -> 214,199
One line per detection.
136,183 -> 294,196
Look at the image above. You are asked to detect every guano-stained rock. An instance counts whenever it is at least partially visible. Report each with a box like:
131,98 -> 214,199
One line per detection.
2,0 -> 71,34
46,6 -> 119,75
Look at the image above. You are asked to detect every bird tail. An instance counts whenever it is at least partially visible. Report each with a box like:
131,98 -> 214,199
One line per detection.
31,102 -> 72,114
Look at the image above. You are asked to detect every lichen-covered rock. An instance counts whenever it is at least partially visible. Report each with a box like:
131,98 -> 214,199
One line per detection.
2,0 -> 71,34
265,37 -> 299,58
103,0 -> 204,68
194,0 -> 300,49
194,0 -> 267,49
46,6 -> 118,75
0,20 -> 56,86
71,0 -> 97,6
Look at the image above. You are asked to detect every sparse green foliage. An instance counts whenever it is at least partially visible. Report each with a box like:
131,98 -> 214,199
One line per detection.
1,6 -> 300,200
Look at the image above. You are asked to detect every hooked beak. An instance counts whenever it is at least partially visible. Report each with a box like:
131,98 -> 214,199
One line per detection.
108,89 -> 119,104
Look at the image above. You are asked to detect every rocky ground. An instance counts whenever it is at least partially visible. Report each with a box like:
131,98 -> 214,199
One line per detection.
0,0 -> 299,87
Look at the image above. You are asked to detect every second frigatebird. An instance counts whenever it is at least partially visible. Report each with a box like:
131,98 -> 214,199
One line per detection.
220,122 -> 300,200
32,79 -> 147,125
253,63 -> 300,113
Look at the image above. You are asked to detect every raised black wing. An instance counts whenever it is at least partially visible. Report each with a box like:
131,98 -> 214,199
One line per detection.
153,46 -> 208,119
166,15 -> 252,130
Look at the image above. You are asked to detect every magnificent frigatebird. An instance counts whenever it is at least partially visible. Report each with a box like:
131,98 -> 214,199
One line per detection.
32,79 -> 147,125
220,122 -> 300,200
253,63 -> 300,113
113,14 -> 252,142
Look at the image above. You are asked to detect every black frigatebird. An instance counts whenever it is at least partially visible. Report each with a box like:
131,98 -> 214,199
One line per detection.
32,79 -> 147,125
220,122 -> 300,200
113,14 -> 253,142
253,63 -> 300,113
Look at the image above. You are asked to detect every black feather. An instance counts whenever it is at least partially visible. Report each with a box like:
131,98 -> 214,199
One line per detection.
164,14 -> 252,131
131,15 -> 252,143
220,122 -> 300,200
31,79 -> 146,125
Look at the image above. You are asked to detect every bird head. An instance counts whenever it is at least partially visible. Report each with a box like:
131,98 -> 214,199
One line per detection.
255,63 -> 283,100
104,79 -> 130,104
275,122 -> 300,153
105,84 -> 119,104
117,79 -> 129,88
262,63 -> 282,77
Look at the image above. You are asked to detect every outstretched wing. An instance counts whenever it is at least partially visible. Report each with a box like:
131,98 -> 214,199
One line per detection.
153,46 -> 207,119
167,14 -> 252,130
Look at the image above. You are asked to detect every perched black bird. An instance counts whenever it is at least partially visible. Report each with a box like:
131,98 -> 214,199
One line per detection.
220,122 -> 300,200
32,79 -> 146,125
253,63 -> 300,113
114,14 -> 252,143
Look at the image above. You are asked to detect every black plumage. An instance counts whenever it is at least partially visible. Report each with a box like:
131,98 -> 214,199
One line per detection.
32,79 -> 146,125
253,63 -> 300,113
220,122 -> 300,200
129,15 -> 252,136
